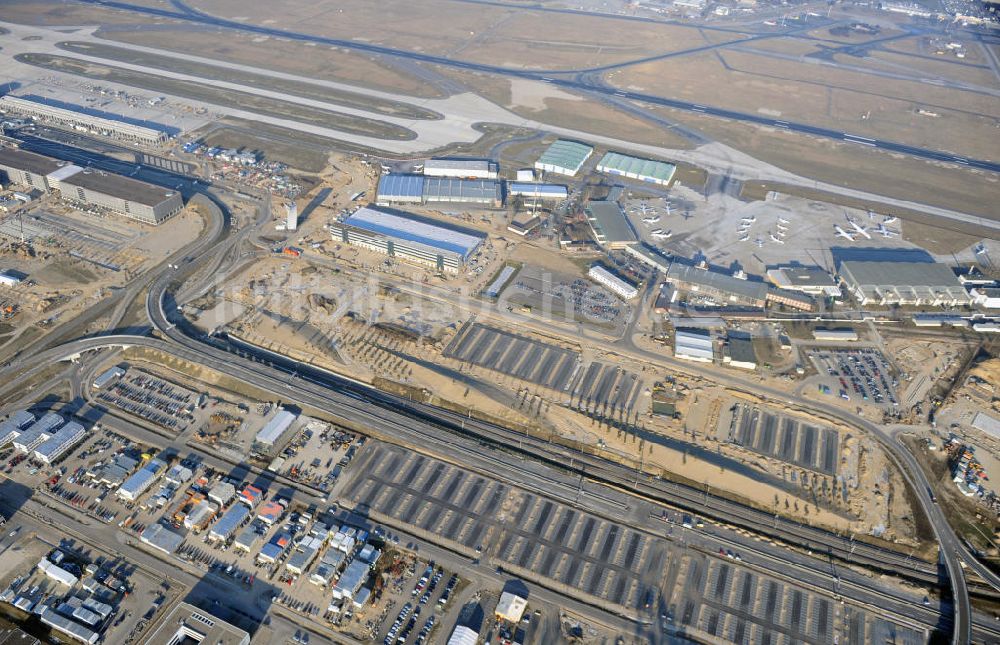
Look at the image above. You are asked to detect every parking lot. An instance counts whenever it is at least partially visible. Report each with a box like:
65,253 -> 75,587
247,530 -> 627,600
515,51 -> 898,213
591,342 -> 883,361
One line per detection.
95,368 -> 196,431
501,265 -> 630,331
569,362 -> 644,415
667,552 -> 840,644
343,443 -> 668,612
444,322 -> 582,392
808,349 -> 899,410
725,404 -> 840,476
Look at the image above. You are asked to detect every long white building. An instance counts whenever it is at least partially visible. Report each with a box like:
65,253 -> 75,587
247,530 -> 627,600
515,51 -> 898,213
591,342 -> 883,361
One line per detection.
588,265 -> 638,300
423,158 -> 498,179
329,206 -> 485,273
0,95 -> 169,146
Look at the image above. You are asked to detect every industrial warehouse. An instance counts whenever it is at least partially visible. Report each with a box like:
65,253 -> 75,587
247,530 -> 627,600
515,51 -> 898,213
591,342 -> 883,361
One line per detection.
584,201 -> 638,249
534,139 -> 593,176
376,174 -> 501,207
0,95 -> 169,146
595,152 -> 676,186
0,147 -> 184,224
328,206 -> 485,273
838,261 -> 972,306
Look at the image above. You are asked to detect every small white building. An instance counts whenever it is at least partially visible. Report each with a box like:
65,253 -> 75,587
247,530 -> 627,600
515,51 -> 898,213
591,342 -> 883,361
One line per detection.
587,265 -> 638,300
495,592 -> 528,623
0,271 -> 22,287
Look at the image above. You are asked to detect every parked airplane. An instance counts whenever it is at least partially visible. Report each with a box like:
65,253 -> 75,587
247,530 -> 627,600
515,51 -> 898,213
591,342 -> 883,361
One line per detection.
652,229 -> 673,240
834,225 -> 856,241
883,216 -> 898,225
975,243 -> 988,255
777,217 -> 789,225
739,234 -> 750,242
634,202 -> 656,216
770,233 -> 785,244
848,220 -> 872,239
642,216 -> 661,225
741,216 -> 756,223
755,237 -> 765,248
875,223 -> 899,238
776,223 -> 788,231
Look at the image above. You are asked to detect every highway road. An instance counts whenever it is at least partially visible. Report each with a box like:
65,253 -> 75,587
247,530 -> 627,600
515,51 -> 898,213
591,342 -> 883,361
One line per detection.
0,160 -> 983,641
70,0 -> 1000,174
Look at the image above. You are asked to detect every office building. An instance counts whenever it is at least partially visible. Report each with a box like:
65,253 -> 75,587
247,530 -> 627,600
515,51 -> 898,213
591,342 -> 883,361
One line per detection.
588,265 -> 638,300
0,410 -> 36,447
33,421 -> 86,464
145,603 -> 250,645
13,412 -> 63,453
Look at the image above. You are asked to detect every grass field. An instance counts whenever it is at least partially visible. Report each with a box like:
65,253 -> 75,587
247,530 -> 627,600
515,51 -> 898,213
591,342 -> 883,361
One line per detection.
101,26 -> 446,99
17,53 -> 417,141
186,0 -> 744,70
670,108 -> 1000,222
611,49 -> 1000,160
57,41 -> 441,120
436,69 -> 696,150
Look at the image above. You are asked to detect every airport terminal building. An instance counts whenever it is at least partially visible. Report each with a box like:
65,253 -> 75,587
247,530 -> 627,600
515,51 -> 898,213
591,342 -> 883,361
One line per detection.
0,95 -> 169,146
329,206 -> 485,273
838,261 -> 972,306
0,147 -> 183,224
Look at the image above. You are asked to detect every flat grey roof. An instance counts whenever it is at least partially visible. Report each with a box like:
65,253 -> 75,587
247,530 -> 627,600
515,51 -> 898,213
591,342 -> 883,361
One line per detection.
585,201 -> 637,245
840,261 -> 962,287
60,170 -> 179,207
778,267 -> 836,287
145,603 -> 249,645
424,158 -> 496,173
423,177 -> 499,202
0,147 -> 63,176
667,263 -> 769,301
728,336 -> 756,363
378,174 -> 424,199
